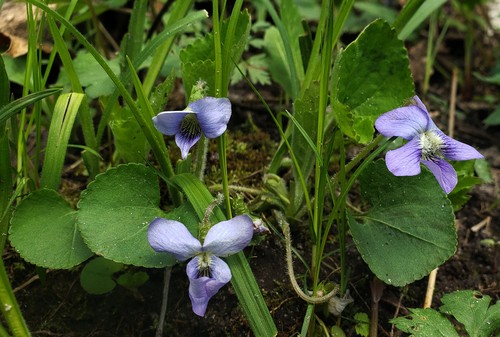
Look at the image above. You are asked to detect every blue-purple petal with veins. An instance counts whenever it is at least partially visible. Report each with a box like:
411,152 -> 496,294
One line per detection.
186,256 -> 231,316
148,218 -> 201,261
203,215 -> 254,257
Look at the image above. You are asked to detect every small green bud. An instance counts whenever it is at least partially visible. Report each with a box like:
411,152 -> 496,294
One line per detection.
189,80 -> 209,102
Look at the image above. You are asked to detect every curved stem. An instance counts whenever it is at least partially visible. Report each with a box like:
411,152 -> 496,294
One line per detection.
282,219 -> 338,304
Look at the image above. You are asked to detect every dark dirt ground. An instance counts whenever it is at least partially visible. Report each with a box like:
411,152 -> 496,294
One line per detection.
3,3 -> 500,337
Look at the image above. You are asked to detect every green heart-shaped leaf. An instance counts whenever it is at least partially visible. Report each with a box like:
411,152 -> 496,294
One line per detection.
77,163 -> 197,268
349,160 -> 456,286
9,189 -> 92,269
331,19 -> 414,144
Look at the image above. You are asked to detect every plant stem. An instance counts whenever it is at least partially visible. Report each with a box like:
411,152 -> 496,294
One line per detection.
0,259 -> 31,337
283,221 -> 338,304
155,267 -> 172,337
212,0 -> 232,218
311,0 -> 335,289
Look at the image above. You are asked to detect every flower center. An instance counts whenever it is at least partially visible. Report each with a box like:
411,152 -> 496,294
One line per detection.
180,114 -> 202,140
420,131 -> 444,160
197,252 -> 212,278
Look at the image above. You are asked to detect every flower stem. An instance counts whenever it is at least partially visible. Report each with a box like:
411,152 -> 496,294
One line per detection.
212,0 -> 232,218
155,267 -> 172,337
281,216 -> 338,304
193,136 -> 208,181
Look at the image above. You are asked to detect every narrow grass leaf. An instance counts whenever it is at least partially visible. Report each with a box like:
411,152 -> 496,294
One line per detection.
122,0 -> 148,64
285,109 -> 322,166
0,88 -> 61,124
143,0 -> 194,96
258,0 -> 301,99
395,0 -> 447,40
0,56 -> 11,216
40,93 -> 84,190
47,16 -> 99,178
25,0 -> 200,186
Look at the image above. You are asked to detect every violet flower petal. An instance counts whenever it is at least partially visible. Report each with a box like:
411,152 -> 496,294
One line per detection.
440,134 -> 484,161
148,218 -> 201,261
152,111 -> 190,136
175,132 -> 201,160
186,255 -> 231,316
412,96 -> 430,116
385,137 -> 422,176
189,97 -> 231,139
422,159 -> 458,194
203,215 -> 254,256
375,105 -> 429,140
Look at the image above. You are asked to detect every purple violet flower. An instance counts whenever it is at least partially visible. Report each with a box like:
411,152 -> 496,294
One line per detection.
152,97 -> 232,159
148,215 -> 253,316
375,96 -> 483,194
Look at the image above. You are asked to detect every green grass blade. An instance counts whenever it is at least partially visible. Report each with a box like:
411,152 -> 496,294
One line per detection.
42,0 -> 78,87
0,88 -> 62,124
123,0 -> 148,63
0,55 -> 12,244
212,0 -> 231,219
257,0 -> 300,99
26,3 -> 44,173
171,174 -> 278,336
47,16 -> 99,178
394,0 -> 447,40
125,57 -> 156,119
134,10 -> 208,71
40,93 -> 84,190
301,0 -> 328,96
284,109 -> 322,165
221,0 -> 244,95
23,0 -> 178,189
143,0 -> 194,97
0,56 -> 33,337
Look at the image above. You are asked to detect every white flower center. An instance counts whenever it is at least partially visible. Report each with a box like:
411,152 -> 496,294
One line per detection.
197,252 -> 212,277
420,131 -> 444,160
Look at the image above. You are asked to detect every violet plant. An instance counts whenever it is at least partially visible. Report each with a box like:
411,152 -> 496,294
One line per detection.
252,0 -> 486,335
0,0 -> 492,336
5,0 -> 277,336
